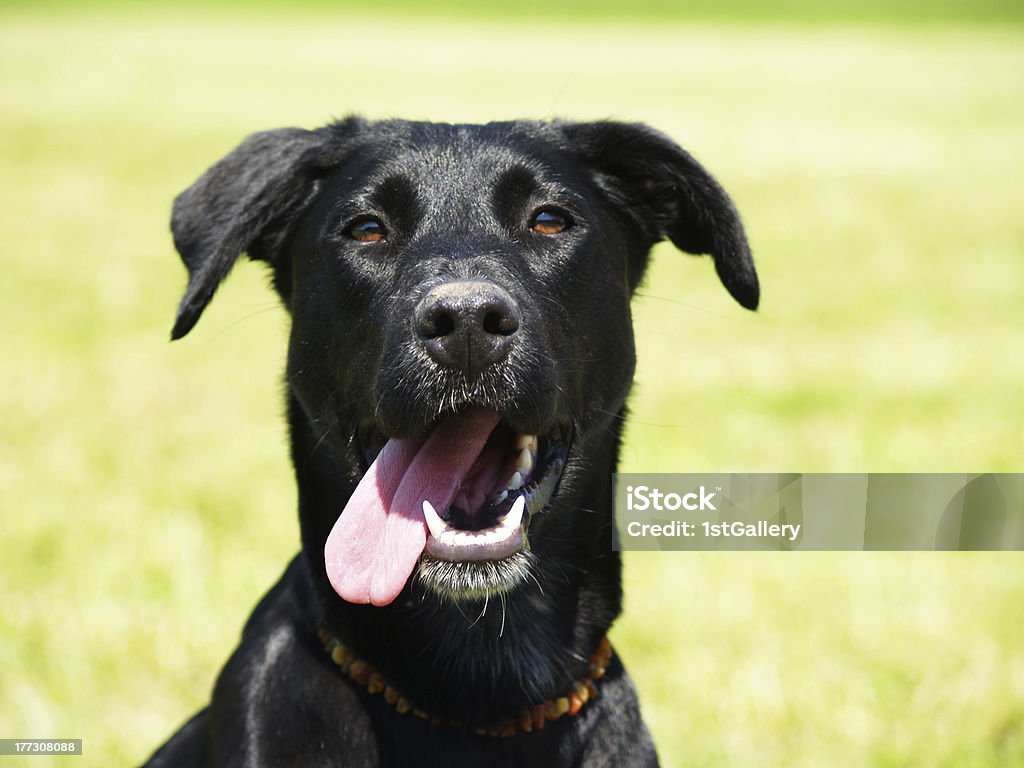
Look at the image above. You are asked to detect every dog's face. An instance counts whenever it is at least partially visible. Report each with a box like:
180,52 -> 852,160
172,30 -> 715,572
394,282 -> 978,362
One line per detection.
169,118 -> 757,609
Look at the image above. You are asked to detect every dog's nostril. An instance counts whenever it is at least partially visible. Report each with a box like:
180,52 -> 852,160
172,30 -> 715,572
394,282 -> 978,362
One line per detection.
483,308 -> 519,337
420,310 -> 456,340
435,313 -> 456,337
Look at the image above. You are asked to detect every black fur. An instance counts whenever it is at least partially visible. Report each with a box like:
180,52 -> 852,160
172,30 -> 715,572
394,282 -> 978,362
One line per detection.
145,117 -> 757,767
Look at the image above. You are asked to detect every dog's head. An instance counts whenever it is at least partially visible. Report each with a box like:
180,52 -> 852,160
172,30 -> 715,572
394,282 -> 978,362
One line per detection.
170,118 -> 757,609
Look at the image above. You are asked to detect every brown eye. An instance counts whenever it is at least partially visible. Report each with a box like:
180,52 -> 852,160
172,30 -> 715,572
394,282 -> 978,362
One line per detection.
530,208 -> 572,235
346,217 -> 386,243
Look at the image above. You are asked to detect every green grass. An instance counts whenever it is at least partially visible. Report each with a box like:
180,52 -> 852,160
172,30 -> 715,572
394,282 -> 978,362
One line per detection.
1,8 -> 1022,767
7,0 -> 1024,24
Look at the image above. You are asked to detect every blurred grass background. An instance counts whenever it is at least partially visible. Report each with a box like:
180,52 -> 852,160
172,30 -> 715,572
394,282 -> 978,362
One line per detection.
1,2 -> 1022,766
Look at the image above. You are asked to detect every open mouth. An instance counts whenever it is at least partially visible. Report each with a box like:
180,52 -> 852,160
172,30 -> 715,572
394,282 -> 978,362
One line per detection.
421,425 -> 567,560
325,408 -> 570,606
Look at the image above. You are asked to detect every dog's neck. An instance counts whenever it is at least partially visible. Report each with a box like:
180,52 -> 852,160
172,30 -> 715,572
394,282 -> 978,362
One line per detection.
288,394 -> 625,723
317,626 -> 612,736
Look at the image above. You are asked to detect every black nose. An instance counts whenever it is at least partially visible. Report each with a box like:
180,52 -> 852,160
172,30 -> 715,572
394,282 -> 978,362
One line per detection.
415,281 -> 521,377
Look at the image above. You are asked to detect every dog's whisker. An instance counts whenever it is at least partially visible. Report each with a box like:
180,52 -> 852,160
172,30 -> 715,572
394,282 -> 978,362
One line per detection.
305,424 -> 333,463
524,568 -> 545,597
203,304 -> 284,343
477,593 -> 489,625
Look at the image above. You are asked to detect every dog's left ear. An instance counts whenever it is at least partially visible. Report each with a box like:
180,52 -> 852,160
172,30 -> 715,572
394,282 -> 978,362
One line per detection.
169,123 -> 355,339
562,121 -> 759,310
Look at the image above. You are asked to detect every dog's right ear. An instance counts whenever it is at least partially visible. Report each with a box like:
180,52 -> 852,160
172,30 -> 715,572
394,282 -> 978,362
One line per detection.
170,123 -> 354,340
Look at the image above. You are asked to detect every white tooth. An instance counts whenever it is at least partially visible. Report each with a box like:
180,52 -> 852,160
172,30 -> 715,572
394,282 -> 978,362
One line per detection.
493,490 -> 508,505
499,495 -> 525,529
508,471 -> 523,490
422,500 -> 447,539
516,434 -> 538,452
516,447 -> 533,473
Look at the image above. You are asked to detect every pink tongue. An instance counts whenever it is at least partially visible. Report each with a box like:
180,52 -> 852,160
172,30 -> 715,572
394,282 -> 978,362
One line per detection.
324,409 -> 502,606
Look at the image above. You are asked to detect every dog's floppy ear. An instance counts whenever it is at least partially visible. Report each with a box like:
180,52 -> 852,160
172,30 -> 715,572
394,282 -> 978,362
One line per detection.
562,121 -> 758,310
170,126 -> 341,339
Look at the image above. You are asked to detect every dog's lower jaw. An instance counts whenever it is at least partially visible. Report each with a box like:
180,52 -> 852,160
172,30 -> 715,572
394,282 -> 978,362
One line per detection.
413,550 -> 535,602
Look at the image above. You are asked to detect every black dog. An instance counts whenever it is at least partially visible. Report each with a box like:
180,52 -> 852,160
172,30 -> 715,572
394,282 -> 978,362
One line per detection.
144,117 -> 757,767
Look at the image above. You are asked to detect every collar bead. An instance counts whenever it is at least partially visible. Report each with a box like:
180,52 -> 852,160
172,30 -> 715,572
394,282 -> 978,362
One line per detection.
318,628 -> 611,738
